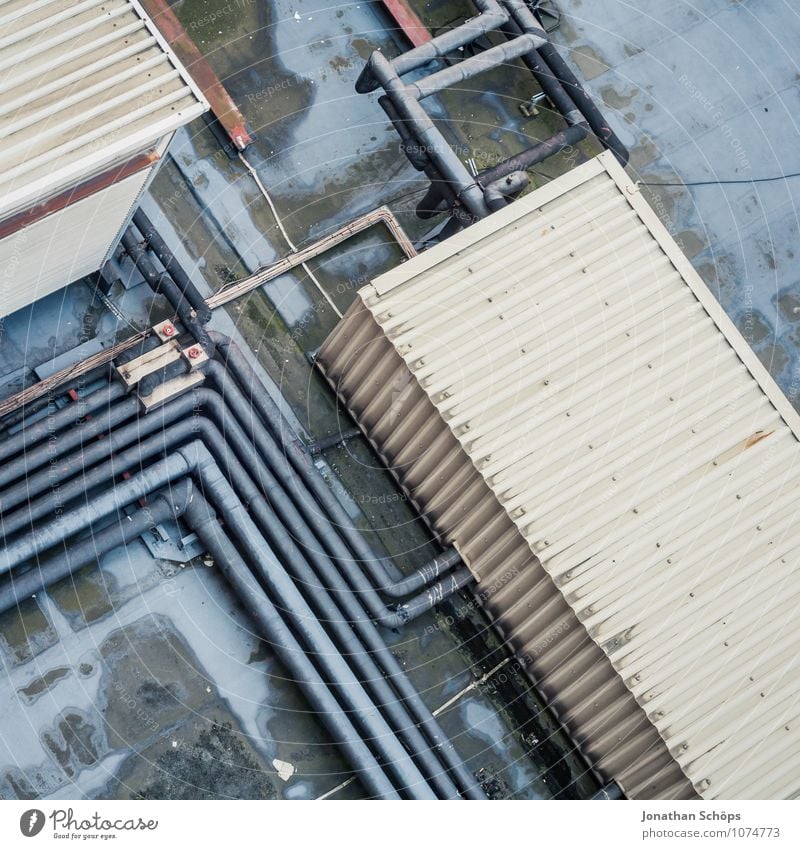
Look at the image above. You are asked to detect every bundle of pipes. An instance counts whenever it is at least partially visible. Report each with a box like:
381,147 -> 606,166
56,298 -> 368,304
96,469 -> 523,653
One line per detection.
357,0 -> 628,230
0,230 -> 485,799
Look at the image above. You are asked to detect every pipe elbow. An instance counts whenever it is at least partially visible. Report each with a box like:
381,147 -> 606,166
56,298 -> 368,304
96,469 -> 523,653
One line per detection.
355,52 -> 381,94
155,477 -> 194,517
378,607 -> 410,630
175,440 -> 210,475
207,329 -> 226,348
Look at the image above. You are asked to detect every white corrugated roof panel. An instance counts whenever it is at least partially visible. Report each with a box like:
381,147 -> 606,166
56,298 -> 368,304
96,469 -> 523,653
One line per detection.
0,0 -> 208,219
344,151 -> 800,799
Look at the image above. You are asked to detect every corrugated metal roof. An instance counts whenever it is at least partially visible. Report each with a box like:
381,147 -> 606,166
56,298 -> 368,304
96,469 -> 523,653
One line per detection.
318,151 -> 800,799
0,0 -> 208,220
318,301 -> 695,799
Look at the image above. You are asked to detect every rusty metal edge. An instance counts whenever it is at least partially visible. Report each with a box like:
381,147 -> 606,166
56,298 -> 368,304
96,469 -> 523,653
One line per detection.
380,0 -> 432,47
138,0 -> 253,150
0,333 -> 149,418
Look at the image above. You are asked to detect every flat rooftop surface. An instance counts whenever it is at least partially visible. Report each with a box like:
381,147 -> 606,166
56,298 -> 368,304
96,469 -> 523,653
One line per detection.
552,0 -> 800,407
0,0 -> 599,801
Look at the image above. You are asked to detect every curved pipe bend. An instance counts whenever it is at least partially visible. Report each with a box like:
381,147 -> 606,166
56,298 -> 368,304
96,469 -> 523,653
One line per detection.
1,441 -> 432,799
208,333 -> 471,602
0,384 -> 465,631
484,170 -> 529,211
0,425 -> 469,796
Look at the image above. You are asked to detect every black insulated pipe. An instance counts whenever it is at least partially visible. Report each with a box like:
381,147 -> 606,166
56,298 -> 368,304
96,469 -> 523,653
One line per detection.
1,344 -> 482,798
376,94 -> 458,219
379,546 -> 464,600
0,327 -> 466,613
498,1 -> 583,125
180,490 -> 401,800
502,0 -> 629,165
189,453 -> 437,799
2,378 -> 108,438
122,227 -> 214,352
0,378 -> 467,630
0,468 -> 402,798
0,395 -> 142,493
407,35 -> 545,101
120,230 -> 160,288
0,496 -> 178,615
478,123 -> 588,185
427,123 -> 587,238
378,95 -> 433,172
537,41 -> 629,165
0,452 -> 194,576
358,0 -> 628,224
136,358 -> 194,398
366,51 -> 490,219
484,170 -> 530,211
1,441 -> 435,798
356,0 -> 512,92
592,782 -> 625,800
208,334 -> 471,603
0,382 -> 127,466
132,210 -> 212,324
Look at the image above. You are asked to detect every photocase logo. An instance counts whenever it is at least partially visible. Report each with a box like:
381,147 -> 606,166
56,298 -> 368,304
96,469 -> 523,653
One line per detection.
19,810 -> 45,838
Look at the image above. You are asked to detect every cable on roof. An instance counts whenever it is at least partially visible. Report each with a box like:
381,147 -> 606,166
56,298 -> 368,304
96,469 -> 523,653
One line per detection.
638,172 -> 800,188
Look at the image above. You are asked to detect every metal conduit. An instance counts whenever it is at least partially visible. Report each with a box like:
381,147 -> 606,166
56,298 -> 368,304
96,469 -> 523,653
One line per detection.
356,0 -> 628,226
209,333 -> 468,602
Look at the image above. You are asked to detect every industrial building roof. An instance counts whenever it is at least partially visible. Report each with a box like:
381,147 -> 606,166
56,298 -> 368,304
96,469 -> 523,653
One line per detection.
318,151 -> 800,799
0,0 -> 208,220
